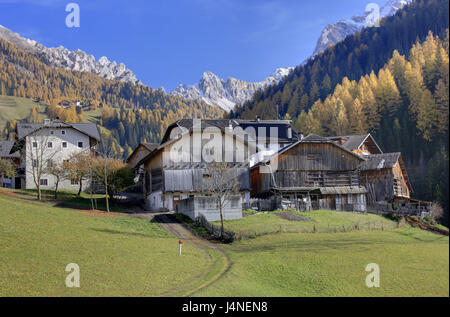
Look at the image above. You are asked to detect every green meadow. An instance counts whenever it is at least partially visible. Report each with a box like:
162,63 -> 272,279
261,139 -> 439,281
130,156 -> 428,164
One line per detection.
0,190 -> 448,297
197,228 -> 449,297
0,193 -> 210,296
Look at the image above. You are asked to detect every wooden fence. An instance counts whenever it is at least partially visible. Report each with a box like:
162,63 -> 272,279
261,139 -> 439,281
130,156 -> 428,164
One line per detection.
197,214 -> 236,242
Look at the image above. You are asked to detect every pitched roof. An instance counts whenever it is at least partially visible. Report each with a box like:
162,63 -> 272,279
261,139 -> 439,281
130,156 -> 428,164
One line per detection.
359,152 -> 413,193
301,134 -> 329,142
252,133 -> 365,168
142,143 -> 159,152
327,134 -> 383,154
319,186 -> 367,195
0,141 -> 20,158
160,119 -> 297,145
16,121 -> 101,141
270,186 -> 367,194
359,153 -> 401,170
125,143 -> 159,165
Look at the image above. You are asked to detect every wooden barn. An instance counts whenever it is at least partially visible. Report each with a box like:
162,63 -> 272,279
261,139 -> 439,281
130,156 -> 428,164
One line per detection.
132,118 -> 300,218
359,152 -> 429,214
250,134 -> 367,212
136,119 -> 258,220
126,143 -> 159,170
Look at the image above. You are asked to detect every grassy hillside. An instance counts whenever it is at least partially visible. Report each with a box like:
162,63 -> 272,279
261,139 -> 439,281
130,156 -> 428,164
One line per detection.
196,227 -> 449,297
215,210 -> 398,238
1,190 -> 447,297
0,192 -> 211,296
0,95 -> 48,131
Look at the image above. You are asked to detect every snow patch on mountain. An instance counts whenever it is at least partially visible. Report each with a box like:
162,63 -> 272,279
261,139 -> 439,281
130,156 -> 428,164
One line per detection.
0,24 -> 139,84
312,0 -> 411,56
171,67 -> 293,112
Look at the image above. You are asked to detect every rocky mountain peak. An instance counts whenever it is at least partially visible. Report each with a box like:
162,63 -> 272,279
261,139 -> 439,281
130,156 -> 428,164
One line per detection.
171,67 -> 294,112
0,24 -> 140,84
312,0 -> 411,56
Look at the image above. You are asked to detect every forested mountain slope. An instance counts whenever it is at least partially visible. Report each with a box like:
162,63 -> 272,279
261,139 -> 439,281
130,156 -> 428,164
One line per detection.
298,32 -> 449,225
0,37 -> 223,157
232,0 -> 449,225
232,0 -> 449,120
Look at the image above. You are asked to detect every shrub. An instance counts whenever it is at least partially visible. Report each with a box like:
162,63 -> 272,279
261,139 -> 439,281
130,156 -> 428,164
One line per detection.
430,202 -> 444,221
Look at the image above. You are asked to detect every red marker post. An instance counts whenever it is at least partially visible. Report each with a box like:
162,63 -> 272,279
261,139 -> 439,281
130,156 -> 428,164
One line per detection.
179,240 -> 183,255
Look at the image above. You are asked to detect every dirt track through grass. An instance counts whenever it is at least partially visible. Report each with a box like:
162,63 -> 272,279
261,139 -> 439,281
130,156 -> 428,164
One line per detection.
152,214 -> 232,297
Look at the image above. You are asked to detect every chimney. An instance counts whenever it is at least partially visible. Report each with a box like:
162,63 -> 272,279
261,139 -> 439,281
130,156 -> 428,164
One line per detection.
43,119 -> 51,126
255,115 -> 261,122
228,120 -> 233,132
298,132 -> 304,140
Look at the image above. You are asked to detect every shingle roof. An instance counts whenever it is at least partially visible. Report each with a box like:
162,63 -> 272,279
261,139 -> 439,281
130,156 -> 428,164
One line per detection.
328,135 -> 368,150
301,134 -> 329,142
0,141 -> 20,158
319,186 -> 367,195
16,121 -> 101,141
161,119 -> 297,144
270,186 -> 367,194
359,153 -> 401,170
142,143 -> 159,152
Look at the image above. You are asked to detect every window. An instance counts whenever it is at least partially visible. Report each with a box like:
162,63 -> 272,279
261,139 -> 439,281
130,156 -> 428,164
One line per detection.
347,194 -> 353,204
48,142 -> 53,148
78,142 -> 83,148
71,179 -> 79,185
32,142 -> 37,148
61,130 -> 66,135
47,160 -> 53,168
40,179 -> 48,186
32,159 -> 38,167
62,142 -> 67,148
50,131 -> 54,135
336,194 -> 342,204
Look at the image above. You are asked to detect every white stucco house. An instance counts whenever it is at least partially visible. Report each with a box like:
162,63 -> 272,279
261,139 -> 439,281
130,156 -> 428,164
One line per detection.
9,119 -> 101,191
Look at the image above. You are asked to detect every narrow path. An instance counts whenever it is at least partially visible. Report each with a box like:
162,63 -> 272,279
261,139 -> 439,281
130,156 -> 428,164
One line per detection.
151,213 -> 232,297
404,215 -> 449,236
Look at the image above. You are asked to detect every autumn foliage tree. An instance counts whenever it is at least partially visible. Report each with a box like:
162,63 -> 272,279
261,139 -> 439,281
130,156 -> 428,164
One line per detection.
91,156 -> 134,212
65,152 -> 92,196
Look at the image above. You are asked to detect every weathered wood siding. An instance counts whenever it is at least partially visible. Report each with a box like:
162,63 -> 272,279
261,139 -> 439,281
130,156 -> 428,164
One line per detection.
392,162 -> 411,198
361,164 -> 410,204
143,151 -> 163,196
127,146 -> 151,169
251,142 -> 362,196
361,169 -> 395,203
164,168 -> 249,192
162,130 -> 255,166
277,143 -> 360,171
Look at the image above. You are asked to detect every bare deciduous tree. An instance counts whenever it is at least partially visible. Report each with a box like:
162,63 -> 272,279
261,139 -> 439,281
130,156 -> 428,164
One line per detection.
430,202 -> 444,221
46,161 -> 68,199
204,162 -> 241,238
25,134 -> 58,200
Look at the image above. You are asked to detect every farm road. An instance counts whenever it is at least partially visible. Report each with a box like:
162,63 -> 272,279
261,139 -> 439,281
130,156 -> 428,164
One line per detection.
138,213 -> 232,296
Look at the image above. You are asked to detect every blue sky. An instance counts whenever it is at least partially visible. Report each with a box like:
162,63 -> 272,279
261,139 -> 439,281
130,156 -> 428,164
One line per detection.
0,0 -> 385,91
